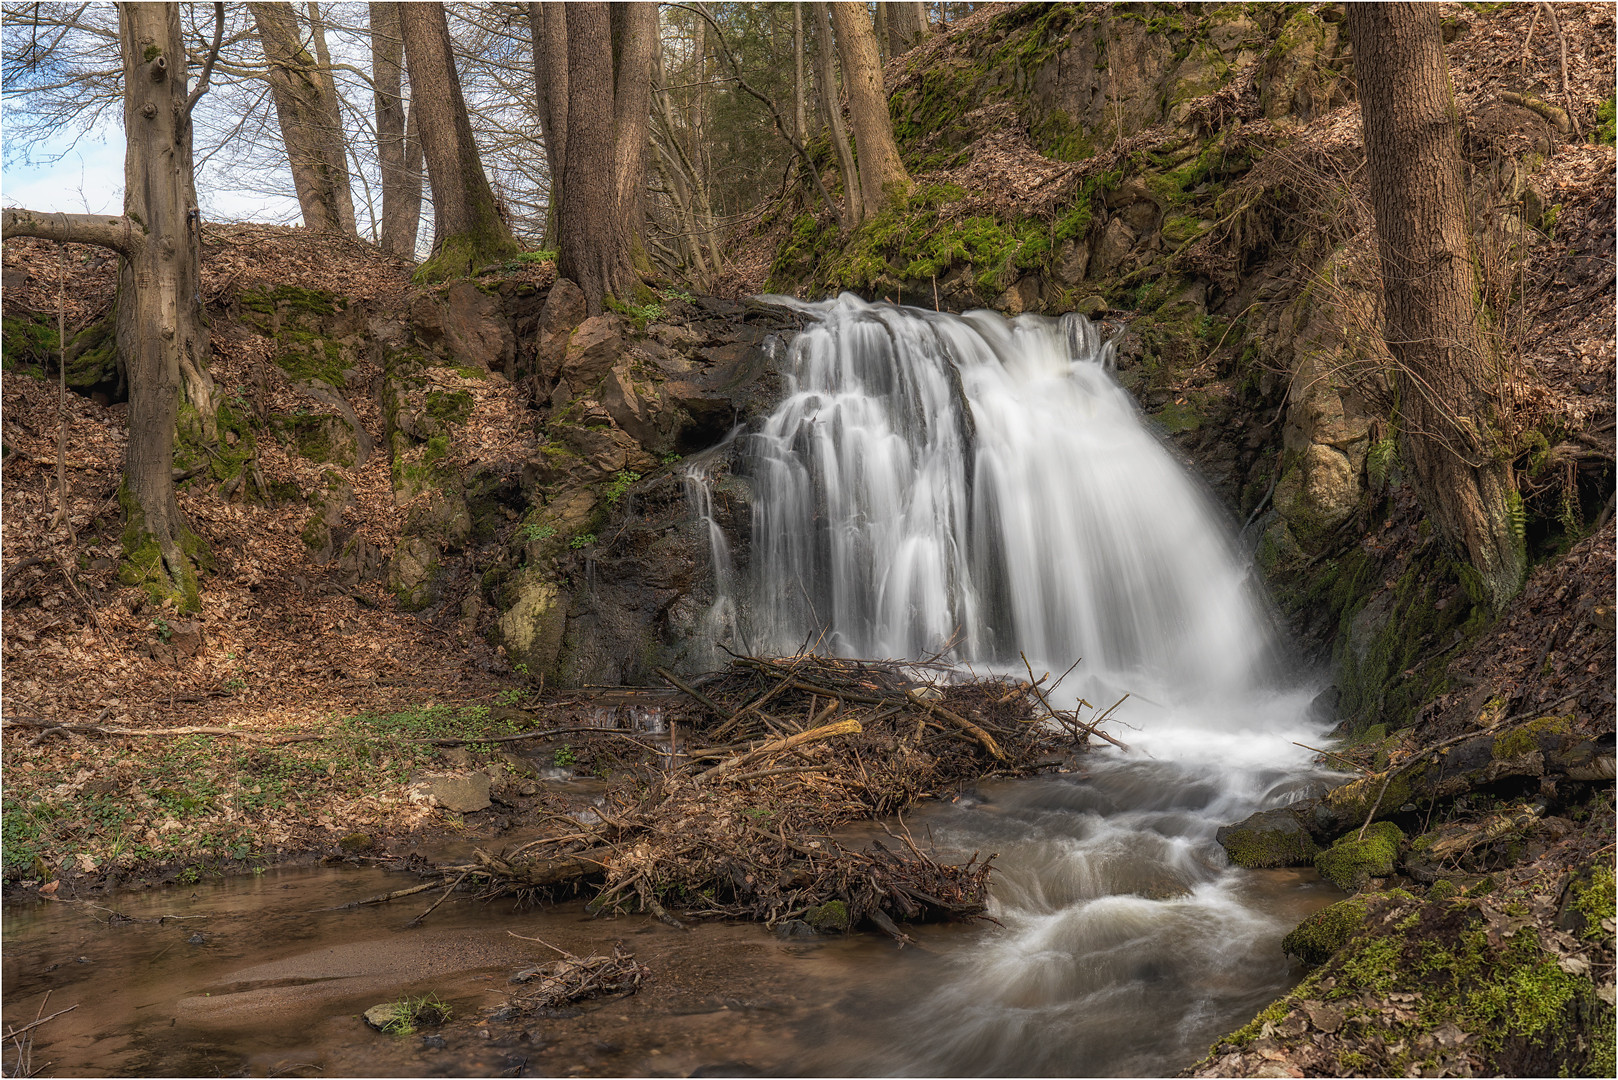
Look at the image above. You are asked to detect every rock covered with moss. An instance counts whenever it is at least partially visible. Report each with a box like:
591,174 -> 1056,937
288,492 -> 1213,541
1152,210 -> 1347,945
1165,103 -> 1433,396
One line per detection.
1313,821 -> 1404,891
1215,806 -> 1320,868
1190,878 -> 1616,1077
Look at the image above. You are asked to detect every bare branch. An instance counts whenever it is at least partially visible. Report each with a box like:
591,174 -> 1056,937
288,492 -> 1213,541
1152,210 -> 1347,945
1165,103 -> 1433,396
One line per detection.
182,1 -> 226,120
1,207 -> 141,256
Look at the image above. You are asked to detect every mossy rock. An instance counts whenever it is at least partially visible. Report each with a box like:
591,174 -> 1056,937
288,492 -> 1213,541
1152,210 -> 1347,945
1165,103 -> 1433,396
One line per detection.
1281,895 -> 1370,966
1216,807 -> 1320,868
1315,821 -> 1405,891
804,899 -> 851,933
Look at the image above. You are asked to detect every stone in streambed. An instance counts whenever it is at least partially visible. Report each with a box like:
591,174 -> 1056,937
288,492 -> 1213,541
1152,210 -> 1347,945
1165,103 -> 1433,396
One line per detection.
1216,807 -> 1320,868
408,772 -> 492,813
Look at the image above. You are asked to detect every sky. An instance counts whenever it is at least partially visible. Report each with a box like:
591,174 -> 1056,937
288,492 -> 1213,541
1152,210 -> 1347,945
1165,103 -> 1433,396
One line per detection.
1,117 -> 302,223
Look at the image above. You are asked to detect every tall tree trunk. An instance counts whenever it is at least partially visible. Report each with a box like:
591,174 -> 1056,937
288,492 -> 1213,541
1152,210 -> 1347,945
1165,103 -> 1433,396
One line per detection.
399,1 -> 519,279
3,1 -> 222,612
528,1 -> 568,247
793,2 -> 807,142
887,2 -> 929,54
611,0 -> 655,272
830,2 -> 911,214
1347,4 -> 1524,609
813,1 -> 863,227
874,2 -> 890,62
370,1 -> 422,257
557,1 -> 647,314
249,1 -> 356,234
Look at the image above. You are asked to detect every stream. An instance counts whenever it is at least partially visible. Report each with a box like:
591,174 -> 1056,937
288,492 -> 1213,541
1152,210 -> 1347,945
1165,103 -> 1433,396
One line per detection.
5,297 -> 1345,1076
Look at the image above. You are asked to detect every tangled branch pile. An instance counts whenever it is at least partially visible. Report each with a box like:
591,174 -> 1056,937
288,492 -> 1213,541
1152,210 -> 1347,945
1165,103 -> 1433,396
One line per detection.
448,654 -> 1098,938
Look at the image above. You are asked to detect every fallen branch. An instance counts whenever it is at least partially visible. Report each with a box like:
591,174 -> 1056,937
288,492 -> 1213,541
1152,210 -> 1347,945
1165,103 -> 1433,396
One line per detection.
701,716 -> 863,779
1,717 -> 323,744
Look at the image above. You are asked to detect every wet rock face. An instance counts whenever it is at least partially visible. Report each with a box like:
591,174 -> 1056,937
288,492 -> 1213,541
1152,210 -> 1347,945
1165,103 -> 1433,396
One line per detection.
483,290 -> 800,688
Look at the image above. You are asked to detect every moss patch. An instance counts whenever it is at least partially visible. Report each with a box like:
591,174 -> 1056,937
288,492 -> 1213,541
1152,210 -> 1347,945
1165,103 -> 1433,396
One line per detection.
1315,821 -> 1405,891
1281,895 -> 1371,966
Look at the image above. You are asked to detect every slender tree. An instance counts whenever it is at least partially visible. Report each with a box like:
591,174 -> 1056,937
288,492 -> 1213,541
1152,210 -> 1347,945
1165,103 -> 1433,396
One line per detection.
829,2 -> 911,214
248,1 -> 357,233
1347,3 -> 1524,609
527,1 -> 569,246
813,1 -> 862,227
369,1 -> 423,256
400,1 -> 518,279
887,2 -> 929,54
2,2 -> 225,612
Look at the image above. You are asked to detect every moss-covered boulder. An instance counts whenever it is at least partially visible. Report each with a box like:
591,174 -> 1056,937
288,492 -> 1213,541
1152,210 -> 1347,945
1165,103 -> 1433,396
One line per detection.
805,899 -> 851,933
1281,895 -> 1370,967
496,574 -> 567,677
1315,821 -> 1405,891
1215,807 -> 1320,868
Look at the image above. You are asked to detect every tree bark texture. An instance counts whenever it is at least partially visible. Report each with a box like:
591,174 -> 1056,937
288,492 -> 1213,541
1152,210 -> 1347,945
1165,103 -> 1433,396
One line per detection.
4,2 -> 219,611
830,2 -> 911,214
793,2 -> 807,143
369,1 -> 422,256
1347,3 -> 1524,609
557,1 -> 646,315
528,2 -> 569,245
400,1 -> 518,279
249,1 -> 357,234
611,0 -> 656,247
887,2 -> 929,54
813,1 -> 863,227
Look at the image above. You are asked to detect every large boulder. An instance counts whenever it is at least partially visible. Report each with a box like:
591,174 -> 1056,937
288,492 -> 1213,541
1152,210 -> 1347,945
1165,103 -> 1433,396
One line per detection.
410,282 -> 516,373
555,314 -> 627,401
535,277 -> 587,385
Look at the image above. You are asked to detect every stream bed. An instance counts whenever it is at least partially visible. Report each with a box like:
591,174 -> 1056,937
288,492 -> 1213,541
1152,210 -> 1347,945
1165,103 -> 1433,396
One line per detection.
3,758 -> 1340,1078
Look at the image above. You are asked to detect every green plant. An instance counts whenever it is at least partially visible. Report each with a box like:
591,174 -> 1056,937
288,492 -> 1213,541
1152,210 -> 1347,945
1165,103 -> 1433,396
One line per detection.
519,523 -> 556,543
151,618 -> 173,643
495,689 -> 523,706
569,533 -> 597,549
604,470 -> 641,505
379,994 -> 451,1036
553,744 -> 577,769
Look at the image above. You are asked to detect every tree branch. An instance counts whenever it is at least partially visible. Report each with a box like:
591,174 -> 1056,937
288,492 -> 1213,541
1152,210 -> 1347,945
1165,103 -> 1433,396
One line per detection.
1,208 -> 142,257
183,1 -> 226,120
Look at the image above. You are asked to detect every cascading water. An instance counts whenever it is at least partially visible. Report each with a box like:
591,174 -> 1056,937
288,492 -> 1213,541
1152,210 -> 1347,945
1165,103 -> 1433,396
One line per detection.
690,293 -> 1338,1076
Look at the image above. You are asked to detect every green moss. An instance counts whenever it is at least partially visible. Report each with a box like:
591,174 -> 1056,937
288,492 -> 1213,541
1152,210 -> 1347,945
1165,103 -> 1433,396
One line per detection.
116,482 -> 210,613
1,312 -> 58,376
413,227 -> 522,284
1568,863 -> 1616,943
238,284 -> 340,318
1491,712 -> 1573,760
1282,896 -> 1370,966
1315,821 -> 1405,891
143,44 -> 161,61
423,389 -> 473,427
805,899 -> 851,933
1220,819 -> 1319,869
1596,98 -> 1616,146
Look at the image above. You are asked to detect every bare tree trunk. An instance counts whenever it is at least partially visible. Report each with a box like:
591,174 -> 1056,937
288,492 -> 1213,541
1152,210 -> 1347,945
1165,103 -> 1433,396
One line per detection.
558,1 -> 646,314
887,2 -> 928,53
1347,3 -> 1524,609
400,1 -> 519,279
874,2 -> 890,62
611,0 -> 655,272
370,1 -> 422,257
528,1 -> 569,247
3,1 -> 223,612
813,1 -> 863,227
249,1 -> 356,234
793,2 -> 807,142
830,2 -> 911,214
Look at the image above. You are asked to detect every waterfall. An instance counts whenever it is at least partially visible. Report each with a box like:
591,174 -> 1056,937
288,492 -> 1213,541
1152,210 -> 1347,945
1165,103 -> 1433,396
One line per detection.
699,293 -> 1300,737
685,294 -> 1335,1075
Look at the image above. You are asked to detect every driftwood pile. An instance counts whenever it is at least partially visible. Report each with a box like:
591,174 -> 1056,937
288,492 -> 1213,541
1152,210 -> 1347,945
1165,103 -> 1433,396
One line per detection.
440,654 -> 1098,939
